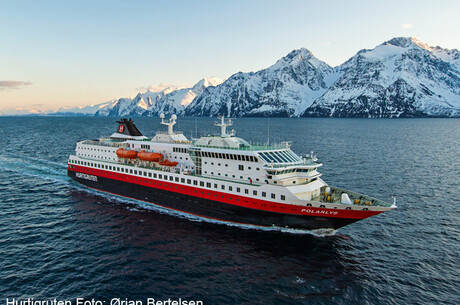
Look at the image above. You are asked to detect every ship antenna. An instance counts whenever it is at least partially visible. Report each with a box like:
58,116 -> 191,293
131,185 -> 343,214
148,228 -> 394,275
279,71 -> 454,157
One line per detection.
160,113 -> 177,135
267,116 -> 270,145
214,115 -> 232,137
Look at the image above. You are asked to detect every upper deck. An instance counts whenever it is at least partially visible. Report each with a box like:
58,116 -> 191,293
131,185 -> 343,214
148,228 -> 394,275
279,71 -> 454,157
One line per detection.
70,115 -> 394,210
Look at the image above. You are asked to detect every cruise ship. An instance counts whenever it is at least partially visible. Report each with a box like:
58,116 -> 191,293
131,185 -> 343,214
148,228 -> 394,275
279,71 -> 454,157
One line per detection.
67,115 -> 396,230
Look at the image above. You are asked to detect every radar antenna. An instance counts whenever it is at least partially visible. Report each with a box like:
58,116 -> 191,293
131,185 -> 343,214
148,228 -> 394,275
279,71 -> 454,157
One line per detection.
160,113 -> 177,135
214,115 -> 233,137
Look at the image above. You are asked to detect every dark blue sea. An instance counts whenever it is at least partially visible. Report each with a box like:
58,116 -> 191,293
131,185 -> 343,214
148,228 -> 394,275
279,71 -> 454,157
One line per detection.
0,117 -> 458,305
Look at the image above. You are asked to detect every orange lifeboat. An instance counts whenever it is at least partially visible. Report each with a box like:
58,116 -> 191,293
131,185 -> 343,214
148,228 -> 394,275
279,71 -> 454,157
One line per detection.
159,159 -> 179,167
138,150 -> 163,162
116,148 -> 138,159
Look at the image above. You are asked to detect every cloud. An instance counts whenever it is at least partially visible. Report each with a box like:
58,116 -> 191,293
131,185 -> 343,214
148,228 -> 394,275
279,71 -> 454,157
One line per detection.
402,23 -> 413,29
0,80 -> 32,90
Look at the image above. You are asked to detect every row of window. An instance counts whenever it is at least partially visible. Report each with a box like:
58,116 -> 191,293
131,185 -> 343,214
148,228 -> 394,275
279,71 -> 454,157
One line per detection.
77,153 -> 116,161
203,162 -> 260,171
202,170 -> 261,182
196,151 -> 258,162
257,150 -> 301,164
173,147 -> 189,153
77,165 -> 288,204
140,144 -> 150,149
69,159 -> 285,200
266,168 -> 316,175
79,146 -> 113,153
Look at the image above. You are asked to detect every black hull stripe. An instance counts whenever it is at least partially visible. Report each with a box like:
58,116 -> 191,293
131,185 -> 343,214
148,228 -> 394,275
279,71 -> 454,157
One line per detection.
68,165 -> 381,220
68,170 -> 361,230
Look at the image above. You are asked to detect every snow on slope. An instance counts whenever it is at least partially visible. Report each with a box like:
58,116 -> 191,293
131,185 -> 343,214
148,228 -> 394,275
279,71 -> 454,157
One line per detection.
56,100 -> 118,115
185,48 -> 334,117
92,78 -> 223,117
303,37 -> 460,117
14,37 -> 458,118
94,85 -> 183,117
145,77 -> 223,116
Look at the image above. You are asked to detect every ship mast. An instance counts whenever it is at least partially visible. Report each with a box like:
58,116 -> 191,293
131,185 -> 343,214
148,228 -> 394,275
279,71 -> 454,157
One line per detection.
160,113 -> 177,135
214,116 -> 233,137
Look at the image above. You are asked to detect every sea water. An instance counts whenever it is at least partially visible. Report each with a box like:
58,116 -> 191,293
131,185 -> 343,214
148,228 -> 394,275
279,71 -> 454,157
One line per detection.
0,117 -> 458,305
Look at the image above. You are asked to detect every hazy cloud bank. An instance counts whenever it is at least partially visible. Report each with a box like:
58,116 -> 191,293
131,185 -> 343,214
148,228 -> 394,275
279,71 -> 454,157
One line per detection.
0,81 -> 32,90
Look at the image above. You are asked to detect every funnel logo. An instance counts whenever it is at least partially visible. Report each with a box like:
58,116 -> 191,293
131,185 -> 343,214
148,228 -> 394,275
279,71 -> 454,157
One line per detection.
118,125 -> 125,133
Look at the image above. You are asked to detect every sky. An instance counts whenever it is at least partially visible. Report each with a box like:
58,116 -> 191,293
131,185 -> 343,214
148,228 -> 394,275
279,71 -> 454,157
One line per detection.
0,0 -> 459,113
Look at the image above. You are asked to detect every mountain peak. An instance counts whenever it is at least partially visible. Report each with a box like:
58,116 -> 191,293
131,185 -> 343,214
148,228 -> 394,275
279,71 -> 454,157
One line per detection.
285,48 -> 315,61
270,47 -> 329,72
192,77 -> 224,91
384,37 -> 431,51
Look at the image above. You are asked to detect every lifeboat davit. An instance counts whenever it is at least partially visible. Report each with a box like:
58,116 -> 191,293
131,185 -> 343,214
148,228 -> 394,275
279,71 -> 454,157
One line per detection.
138,150 -> 163,162
159,159 -> 179,167
116,148 -> 138,159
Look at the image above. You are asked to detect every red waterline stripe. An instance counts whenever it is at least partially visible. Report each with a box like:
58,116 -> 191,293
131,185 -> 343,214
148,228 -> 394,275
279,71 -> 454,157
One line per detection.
68,165 -> 381,220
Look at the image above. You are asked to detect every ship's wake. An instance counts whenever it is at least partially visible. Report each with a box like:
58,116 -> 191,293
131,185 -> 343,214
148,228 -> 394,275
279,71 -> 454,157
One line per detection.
0,153 -> 68,184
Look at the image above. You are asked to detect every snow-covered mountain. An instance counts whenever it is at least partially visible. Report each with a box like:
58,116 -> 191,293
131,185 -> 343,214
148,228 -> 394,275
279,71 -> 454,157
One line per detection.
185,48 -> 336,117
6,37 -> 457,118
91,77 -> 223,117
94,85 -> 181,117
145,77 -> 223,116
56,101 -> 118,115
303,37 -> 460,117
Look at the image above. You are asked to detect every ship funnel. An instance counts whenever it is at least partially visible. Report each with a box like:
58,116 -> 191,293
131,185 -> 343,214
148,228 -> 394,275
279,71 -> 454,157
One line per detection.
114,118 -> 144,136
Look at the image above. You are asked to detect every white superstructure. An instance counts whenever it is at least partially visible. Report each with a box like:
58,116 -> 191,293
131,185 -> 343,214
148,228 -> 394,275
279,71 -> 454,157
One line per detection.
68,115 -> 394,214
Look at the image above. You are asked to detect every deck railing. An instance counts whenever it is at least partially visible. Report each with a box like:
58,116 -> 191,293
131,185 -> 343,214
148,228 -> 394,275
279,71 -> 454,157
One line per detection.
193,143 -> 285,151
81,140 -> 128,148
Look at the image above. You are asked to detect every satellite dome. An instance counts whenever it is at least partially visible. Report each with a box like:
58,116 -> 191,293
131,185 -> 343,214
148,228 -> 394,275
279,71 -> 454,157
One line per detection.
160,113 -> 165,119
171,114 -> 177,120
